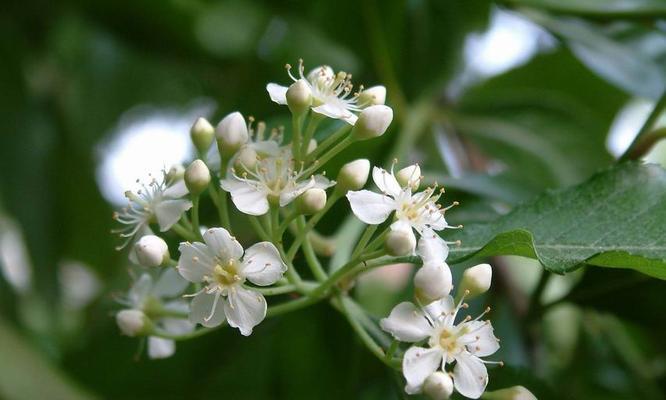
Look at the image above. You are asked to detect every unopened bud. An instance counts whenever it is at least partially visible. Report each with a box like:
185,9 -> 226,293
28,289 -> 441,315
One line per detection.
385,229 -> 416,256
216,112 -> 249,156
190,117 -> 215,154
414,263 -> 452,304
286,79 -> 313,115
423,372 -> 454,400
234,146 -> 258,171
396,164 -> 421,190
483,386 -> 537,400
296,188 -> 327,215
337,159 -> 370,191
458,263 -> 492,300
184,159 -> 210,194
133,235 -> 170,267
358,85 -> 386,106
166,164 -> 185,185
116,309 -> 151,336
351,105 -> 393,140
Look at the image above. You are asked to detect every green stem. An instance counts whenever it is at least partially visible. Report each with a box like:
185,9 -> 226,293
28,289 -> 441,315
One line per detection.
334,295 -> 396,368
248,216 -> 271,241
351,225 -> 378,259
171,222 -> 197,242
297,217 -> 328,282
303,136 -> 355,176
270,205 -> 305,291
292,113 -> 304,162
309,250 -> 386,298
286,191 -> 341,260
301,113 -> 323,159
526,269 -> 552,321
306,124 -> 352,162
190,195 -> 203,240
620,90 -> 666,161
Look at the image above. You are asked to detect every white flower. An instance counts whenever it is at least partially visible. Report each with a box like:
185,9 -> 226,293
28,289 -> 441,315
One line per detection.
117,269 -> 194,359
381,296 -> 501,399
113,172 -> 192,249
267,59 -> 384,125
347,165 -> 452,254
177,228 -> 287,335
221,144 -> 333,216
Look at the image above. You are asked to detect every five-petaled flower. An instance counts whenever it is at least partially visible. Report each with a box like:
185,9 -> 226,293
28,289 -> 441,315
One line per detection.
266,59 -> 384,125
113,172 -> 192,249
221,143 -> 334,216
177,228 -> 287,335
347,164 -> 451,255
381,296 -> 501,399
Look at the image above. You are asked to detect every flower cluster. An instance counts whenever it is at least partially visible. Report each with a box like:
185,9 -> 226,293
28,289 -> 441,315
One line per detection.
111,59 -> 500,398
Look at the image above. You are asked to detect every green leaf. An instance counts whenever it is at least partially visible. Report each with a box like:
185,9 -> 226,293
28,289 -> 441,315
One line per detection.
447,163 -> 666,278
513,0 -> 666,18
526,12 -> 666,99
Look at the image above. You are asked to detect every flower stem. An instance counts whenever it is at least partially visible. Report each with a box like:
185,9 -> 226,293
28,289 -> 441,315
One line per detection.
171,222 -> 197,242
248,215 -> 270,241
270,205 -> 305,292
286,191 -> 341,260
297,217 -> 328,282
620,89 -> 666,161
306,124 -> 352,163
292,113 -> 304,162
303,135 -> 355,176
350,225 -> 378,260
190,195 -> 203,240
301,113 -> 323,159
309,249 -> 386,298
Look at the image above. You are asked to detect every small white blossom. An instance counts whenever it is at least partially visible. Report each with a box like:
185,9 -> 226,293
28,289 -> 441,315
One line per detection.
221,137 -> 333,215
116,269 -> 194,359
347,164 -> 453,255
177,228 -> 287,335
113,172 -> 192,249
381,296 -> 501,399
266,59 -> 384,125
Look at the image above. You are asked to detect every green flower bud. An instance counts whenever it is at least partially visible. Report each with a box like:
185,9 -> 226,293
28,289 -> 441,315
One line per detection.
351,105 -> 393,140
190,117 -> 215,154
336,159 -> 370,191
296,188 -> 327,215
286,79 -> 313,115
184,159 -> 210,195
216,112 -> 249,156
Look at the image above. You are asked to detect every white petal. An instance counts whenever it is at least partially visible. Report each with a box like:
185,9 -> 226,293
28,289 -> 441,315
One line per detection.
128,274 -> 153,306
311,174 -> 335,190
372,167 -> 402,197
460,321 -> 500,357
224,286 -> 267,336
423,295 -> 457,325
346,190 -> 395,225
189,291 -> 226,327
417,230 -> 449,266
453,352 -> 488,399
153,268 -> 189,297
220,177 -> 270,216
203,227 -> 244,261
312,102 -> 353,121
162,180 -> 188,198
147,337 -> 175,359
162,317 -> 195,335
241,242 -> 286,286
380,302 -> 432,342
342,113 -> 358,125
266,83 -> 288,105
402,346 -> 443,391
177,242 -> 215,283
279,178 -> 315,207
154,199 -> 192,231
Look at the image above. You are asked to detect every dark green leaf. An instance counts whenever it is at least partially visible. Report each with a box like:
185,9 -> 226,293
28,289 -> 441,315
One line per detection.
448,163 -> 666,278
512,0 -> 666,18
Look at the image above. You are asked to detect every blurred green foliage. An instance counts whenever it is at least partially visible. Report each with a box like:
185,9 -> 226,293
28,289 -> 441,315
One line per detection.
1,0 -> 666,399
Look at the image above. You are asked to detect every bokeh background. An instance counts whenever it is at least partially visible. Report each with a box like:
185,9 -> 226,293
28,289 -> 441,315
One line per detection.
1,0 -> 666,399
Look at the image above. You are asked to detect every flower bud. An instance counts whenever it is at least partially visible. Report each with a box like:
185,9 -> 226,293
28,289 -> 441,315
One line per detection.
414,263 -> 452,304
336,159 -> 370,191
483,386 -> 537,400
296,188 -> 327,215
423,372 -> 454,400
116,309 -> 151,336
458,263 -> 492,300
234,146 -> 258,171
286,79 -> 313,115
385,229 -> 416,256
133,235 -> 170,267
184,159 -> 210,195
166,164 -> 185,185
190,117 -> 215,154
351,105 -> 393,140
396,164 -> 422,190
358,85 -> 386,106
216,112 -> 249,156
